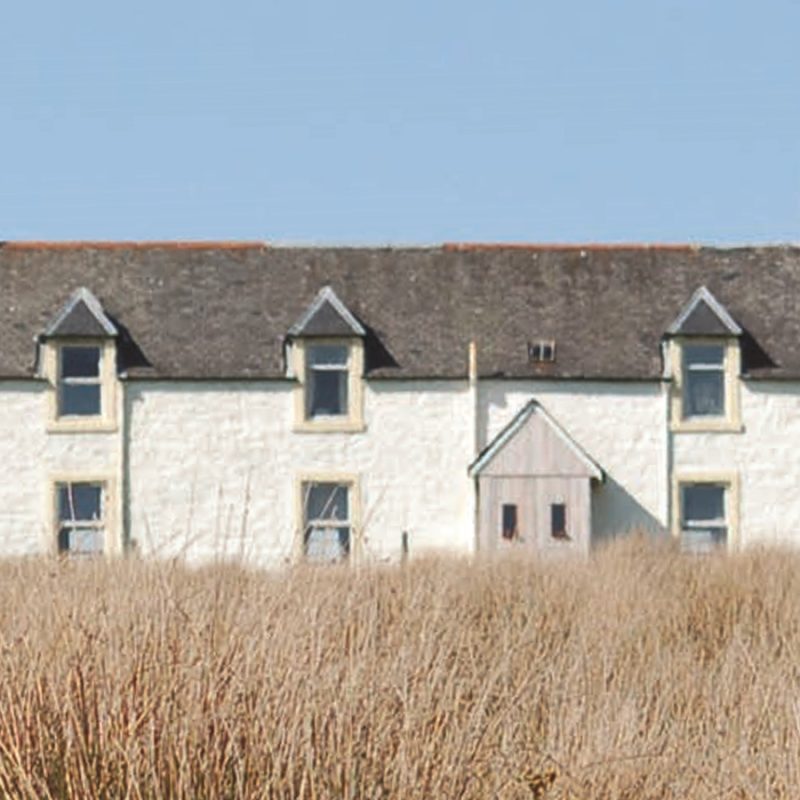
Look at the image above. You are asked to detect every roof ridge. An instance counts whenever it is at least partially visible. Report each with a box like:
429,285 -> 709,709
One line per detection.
443,242 -> 699,252
1,241 -> 269,250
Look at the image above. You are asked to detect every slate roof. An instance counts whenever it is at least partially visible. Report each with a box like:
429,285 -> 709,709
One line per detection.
0,241 -> 798,380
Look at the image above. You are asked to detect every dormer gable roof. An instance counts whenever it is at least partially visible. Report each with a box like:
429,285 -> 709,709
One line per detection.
469,400 -> 604,481
288,286 -> 365,338
667,285 -> 742,337
44,287 -> 117,338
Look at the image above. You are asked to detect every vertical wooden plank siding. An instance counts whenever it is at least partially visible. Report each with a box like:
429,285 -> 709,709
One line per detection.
480,412 -> 596,479
478,475 -> 591,554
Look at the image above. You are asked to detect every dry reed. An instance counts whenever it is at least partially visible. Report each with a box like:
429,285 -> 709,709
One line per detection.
0,536 -> 798,798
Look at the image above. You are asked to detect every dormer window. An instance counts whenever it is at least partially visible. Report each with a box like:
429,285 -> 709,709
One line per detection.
41,288 -> 119,432
59,345 -> 103,416
667,286 -> 743,433
288,286 -> 366,433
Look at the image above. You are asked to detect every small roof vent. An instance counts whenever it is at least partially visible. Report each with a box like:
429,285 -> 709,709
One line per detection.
528,340 -> 556,363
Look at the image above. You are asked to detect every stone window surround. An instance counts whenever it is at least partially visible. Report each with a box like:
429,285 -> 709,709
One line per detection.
292,337 -> 365,433
668,336 -> 742,433
294,472 -> 362,563
49,474 -> 120,557
671,471 -> 740,552
43,338 -> 119,433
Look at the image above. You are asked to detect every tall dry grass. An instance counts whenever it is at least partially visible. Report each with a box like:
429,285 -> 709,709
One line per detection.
0,537 -> 798,798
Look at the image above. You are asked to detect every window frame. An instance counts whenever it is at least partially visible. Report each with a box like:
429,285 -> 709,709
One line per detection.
296,473 -> 361,563
49,475 -> 120,557
528,340 -> 556,364
292,337 -> 365,433
550,502 -> 569,540
44,338 -> 118,432
305,343 -> 350,419
672,472 -> 739,552
501,503 -> 518,541
669,337 -> 742,433
58,344 -> 103,418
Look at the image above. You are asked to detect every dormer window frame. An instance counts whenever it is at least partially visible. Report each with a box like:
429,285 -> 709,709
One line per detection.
40,287 -> 120,433
44,337 -> 119,433
668,336 -> 742,433
292,337 -> 365,433
287,285 -> 367,434
666,286 -> 744,434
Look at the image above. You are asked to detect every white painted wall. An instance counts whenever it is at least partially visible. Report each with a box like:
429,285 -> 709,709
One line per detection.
126,380 -> 475,566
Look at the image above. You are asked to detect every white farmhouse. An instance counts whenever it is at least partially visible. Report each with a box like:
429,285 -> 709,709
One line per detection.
0,241 -> 795,563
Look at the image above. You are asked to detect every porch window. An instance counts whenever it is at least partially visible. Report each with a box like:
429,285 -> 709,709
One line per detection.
551,503 -> 568,540
302,481 -> 351,562
501,504 -> 518,540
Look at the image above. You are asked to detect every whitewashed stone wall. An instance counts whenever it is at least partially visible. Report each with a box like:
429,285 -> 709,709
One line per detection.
672,381 -> 800,548
0,381 -> 123,556
0,384 -> 47,555
7,374 -> 800,561
119,378 -> 800,557
126,380 -> 475,566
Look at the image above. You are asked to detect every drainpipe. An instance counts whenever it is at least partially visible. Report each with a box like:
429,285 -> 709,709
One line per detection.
468,341 -> 479,553
468,340 -> 479,455
661,340 -> 674,536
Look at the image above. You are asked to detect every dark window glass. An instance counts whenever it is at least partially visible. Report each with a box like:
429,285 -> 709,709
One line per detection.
684,344 -> 725,417
501,504 -> 518,540
309,370 -> 347,416
528,340 -> 556,363
681,484 -> 727,553
307,345 -> 349,418
682,484 -> 724,522
61,346 -> 100,378
551,503 -> 568,539
686,371 -> 725,416
58,484 -> 102,521
309,345 -> 348,367
57,483 -> 104,556
60,384 -> 101,416
305,483 -> 349,521
302,482 -> 351,563
684,345 -> 724,367
58,345 -> 102,417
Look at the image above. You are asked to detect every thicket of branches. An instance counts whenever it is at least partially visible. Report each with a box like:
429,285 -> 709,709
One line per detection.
0,538 -> 797,798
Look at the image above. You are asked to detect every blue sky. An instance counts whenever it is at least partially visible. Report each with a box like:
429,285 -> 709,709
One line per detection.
2,1 -> 799,243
